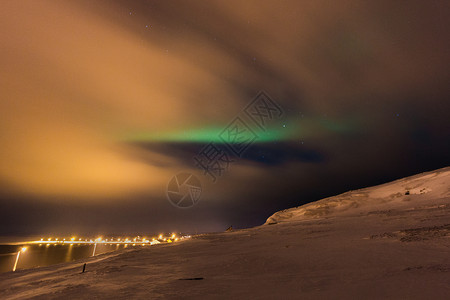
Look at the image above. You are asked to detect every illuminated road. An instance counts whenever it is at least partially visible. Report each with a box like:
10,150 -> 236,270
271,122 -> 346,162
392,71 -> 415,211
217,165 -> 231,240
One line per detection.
16,234 -> 190,247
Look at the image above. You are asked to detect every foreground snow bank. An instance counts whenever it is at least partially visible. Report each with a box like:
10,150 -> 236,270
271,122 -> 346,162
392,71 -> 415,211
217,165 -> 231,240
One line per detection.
1,167 -> 449,299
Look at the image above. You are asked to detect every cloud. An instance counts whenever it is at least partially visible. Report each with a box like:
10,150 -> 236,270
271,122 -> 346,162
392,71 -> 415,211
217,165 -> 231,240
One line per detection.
0,0 -> 448,205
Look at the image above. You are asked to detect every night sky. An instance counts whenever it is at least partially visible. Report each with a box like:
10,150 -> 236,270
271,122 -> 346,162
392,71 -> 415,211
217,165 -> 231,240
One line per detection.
1,0 -> 449,237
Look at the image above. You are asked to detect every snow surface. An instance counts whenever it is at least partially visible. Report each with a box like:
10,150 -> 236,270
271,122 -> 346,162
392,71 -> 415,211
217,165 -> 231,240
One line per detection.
1,167 -> 449,299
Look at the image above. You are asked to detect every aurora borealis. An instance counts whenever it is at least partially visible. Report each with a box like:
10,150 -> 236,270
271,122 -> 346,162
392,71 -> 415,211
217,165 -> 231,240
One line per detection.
0,0 -> 449,236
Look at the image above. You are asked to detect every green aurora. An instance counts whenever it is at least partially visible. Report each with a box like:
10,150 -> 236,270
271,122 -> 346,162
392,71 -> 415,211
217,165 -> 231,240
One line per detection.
121,117 -> 360,144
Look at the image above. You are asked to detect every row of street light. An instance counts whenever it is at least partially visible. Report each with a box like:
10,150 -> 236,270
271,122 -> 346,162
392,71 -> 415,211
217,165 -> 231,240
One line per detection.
11,234 -> 190,272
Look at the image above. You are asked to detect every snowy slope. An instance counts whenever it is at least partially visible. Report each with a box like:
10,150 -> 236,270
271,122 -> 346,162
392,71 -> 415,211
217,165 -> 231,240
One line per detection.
266,167 -> 450,224
0,167 -> 449,299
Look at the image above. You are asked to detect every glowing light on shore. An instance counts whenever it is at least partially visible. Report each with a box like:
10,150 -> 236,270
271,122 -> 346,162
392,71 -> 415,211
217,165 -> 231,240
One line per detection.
12,247 -> 27,272
92,242 -> 97,256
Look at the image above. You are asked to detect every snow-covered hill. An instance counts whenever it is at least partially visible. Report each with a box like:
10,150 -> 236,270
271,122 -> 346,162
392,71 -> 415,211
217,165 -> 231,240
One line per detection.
0,167 -> 449,299
266,167 -> 450,224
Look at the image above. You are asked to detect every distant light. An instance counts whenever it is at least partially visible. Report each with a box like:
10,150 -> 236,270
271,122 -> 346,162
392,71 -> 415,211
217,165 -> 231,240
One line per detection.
21,247 -> 27,252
